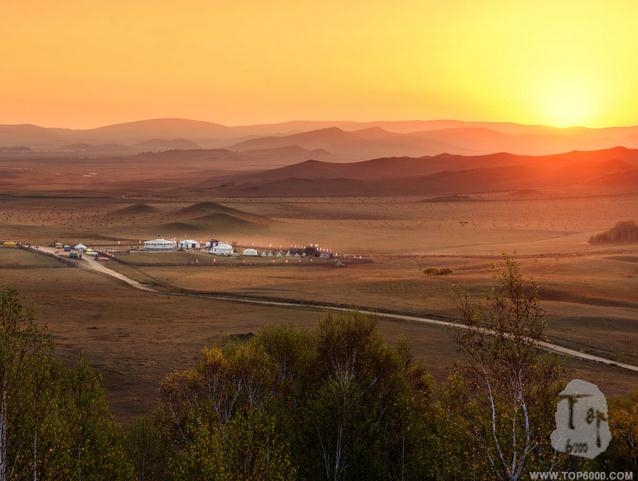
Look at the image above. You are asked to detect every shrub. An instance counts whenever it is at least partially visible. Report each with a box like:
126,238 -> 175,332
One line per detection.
589,221 -> 638,244
423,267 -> 453,276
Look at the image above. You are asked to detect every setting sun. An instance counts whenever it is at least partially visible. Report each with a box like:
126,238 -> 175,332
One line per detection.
537,79 -> 600,127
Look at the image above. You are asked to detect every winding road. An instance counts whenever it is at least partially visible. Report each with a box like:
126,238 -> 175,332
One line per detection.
30,245 -> 638,375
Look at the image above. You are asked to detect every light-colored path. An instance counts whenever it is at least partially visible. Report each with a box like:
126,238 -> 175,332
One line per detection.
35,246 -> 155,291
29,245 -> 638,375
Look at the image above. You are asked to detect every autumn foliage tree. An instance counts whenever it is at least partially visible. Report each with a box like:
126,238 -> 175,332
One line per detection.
155,314 -> 437,481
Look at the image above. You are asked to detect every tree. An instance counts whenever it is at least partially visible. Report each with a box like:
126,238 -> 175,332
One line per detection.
157,317 -> 439,481
0,287 -> 52,481
0,287 -> 131,480
450,257 -> 565,480
44,359 -> 132,481
297,313 -> 436,481
125,415 -> 168,481
598,391 -> 638,472
158,340 -> 294,481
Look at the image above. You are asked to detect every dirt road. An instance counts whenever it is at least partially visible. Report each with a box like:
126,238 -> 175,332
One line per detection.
30,245 -> 638,375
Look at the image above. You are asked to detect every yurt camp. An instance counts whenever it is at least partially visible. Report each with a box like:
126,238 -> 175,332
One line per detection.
143,238 -> 177,251
179,239 -> 200,250
210,241 -> 233,256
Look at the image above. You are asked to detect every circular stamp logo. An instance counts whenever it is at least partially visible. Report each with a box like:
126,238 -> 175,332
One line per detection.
550,379 -> 612,459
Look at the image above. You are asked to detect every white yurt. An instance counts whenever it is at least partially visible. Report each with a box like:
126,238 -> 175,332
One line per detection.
143,238 -> 177,251
179,239 -> 200,250
210,241 -> 233,256
242,248 -> 258,256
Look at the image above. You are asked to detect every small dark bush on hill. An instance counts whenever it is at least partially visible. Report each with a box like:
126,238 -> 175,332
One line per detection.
423,267 -> 453,276
589,220 -> 638,244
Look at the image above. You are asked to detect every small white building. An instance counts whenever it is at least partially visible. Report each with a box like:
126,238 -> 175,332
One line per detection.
210,241 -> 233,256
242,248 -> 259,256
143,238 -> 177,251
74,243 -> 87,252
179,239 -> 200,250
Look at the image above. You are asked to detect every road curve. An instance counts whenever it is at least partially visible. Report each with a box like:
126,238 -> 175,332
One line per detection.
29,245 -> 638,375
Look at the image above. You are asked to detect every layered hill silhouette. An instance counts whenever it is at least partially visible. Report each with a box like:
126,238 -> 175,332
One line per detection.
202,147 -> 638,197
58,138 -> 201,154
125,146 -> 334,171
229,127 -> 457,158
7,118 -> 638,158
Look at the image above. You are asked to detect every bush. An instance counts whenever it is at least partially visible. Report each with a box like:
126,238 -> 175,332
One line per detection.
589,220 -> 638,244
423,267 -> 453,276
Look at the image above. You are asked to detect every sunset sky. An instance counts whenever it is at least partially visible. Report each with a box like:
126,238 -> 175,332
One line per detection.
2,0 -> 638,128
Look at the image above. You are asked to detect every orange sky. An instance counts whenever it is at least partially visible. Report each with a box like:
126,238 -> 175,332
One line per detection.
2,0 -> 638,128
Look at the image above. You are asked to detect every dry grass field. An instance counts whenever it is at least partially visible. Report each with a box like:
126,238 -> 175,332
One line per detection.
1,247 -> 636,422
2,194 -> 638,254
104,251 -> 638,364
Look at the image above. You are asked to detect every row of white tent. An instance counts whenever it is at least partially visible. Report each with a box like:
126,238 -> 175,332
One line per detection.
142,238 -> 324,258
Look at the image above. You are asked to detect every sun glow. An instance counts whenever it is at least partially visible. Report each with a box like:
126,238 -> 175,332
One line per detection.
538,79 -> 600,128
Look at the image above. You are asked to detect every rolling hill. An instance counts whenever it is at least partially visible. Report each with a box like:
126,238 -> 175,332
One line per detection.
173,201 -> 270,225
201,147 -> 638,197
6,118 -> 638,158
228,127 -> 458,158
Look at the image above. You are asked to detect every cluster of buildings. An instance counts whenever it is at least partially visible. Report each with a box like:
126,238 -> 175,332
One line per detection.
142,237 -> 333,258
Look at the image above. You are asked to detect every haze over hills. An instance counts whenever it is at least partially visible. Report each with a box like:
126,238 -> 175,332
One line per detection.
201,147 -> 638,197
6,118 -> 638,158
229,127 -> 459,158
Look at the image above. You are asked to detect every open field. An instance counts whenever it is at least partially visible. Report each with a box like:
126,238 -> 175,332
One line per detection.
2,193 -> 638,253
104,250 -> 638,365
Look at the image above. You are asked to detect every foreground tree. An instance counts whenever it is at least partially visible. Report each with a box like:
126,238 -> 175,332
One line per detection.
0,287 -> 52,481
125,415 -> 167,481
597,391 -> 638,472
449,257 -> 565,480
159,338 -> 296,481
45,359 -> 132,480
155,315 -> 438,481
299,314 -> 435,481
0,287 -> 131,481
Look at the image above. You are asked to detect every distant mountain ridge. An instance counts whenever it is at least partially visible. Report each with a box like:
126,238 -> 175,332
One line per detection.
5,118 -> 638,157
201,146 -> 638,197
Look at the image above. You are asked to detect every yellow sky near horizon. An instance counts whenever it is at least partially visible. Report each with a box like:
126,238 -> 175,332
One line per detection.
1,0 -> 638,128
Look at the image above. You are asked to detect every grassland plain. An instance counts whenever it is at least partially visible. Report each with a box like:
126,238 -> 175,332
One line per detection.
1,247 -> 637,421
3,195 -> 638,252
